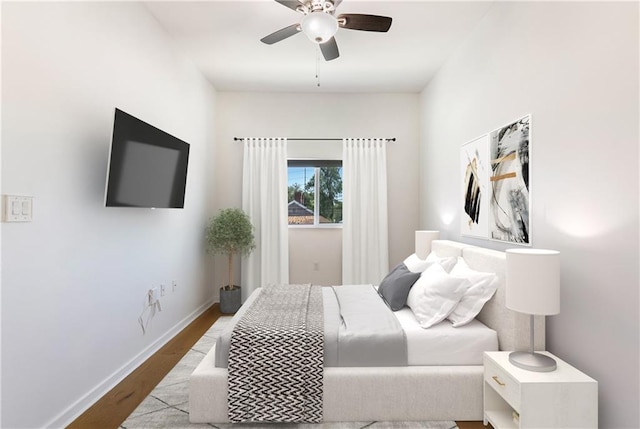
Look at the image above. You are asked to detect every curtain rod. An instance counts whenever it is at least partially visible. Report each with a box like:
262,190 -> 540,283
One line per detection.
233,137 -> 396,142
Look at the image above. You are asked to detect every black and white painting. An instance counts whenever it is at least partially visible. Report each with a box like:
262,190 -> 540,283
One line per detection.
488,115 -> 530,244
461,134 -> 489,238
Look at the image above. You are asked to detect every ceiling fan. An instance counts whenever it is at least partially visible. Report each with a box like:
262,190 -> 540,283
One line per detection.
261,0 -> 392,61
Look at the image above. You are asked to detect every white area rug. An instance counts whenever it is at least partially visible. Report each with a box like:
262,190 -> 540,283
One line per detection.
121,317 -> 459,429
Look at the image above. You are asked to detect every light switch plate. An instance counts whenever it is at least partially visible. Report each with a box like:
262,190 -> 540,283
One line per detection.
2,195 -> 33,222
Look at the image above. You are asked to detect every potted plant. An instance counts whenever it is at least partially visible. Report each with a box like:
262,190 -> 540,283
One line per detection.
205,208 -> 256,314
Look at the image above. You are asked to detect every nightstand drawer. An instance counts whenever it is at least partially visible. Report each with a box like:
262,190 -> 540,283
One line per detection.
484,351 -> 597,429
484,355 -> 520,410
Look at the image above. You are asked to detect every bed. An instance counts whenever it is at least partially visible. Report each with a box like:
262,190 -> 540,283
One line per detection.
189,239 -> 544,423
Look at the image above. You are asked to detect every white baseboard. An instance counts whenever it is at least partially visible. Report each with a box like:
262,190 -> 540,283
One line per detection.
46,298 -> 216,428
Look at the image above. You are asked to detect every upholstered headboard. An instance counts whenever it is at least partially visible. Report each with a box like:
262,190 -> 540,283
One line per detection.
430,239 -> 544,352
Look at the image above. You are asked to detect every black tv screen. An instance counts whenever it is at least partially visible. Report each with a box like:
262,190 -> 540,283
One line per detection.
105,108 -> 190,208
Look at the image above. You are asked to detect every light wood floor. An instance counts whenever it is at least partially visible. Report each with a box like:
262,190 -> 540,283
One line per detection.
67,304 -> 489,429
457,422 -> 489,429
68,304 -> 222,428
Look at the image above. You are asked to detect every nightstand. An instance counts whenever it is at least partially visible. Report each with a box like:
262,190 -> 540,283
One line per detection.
483,351 -> 597,428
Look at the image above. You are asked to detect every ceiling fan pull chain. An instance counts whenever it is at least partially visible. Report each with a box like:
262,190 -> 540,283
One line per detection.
316,49 -> 321,87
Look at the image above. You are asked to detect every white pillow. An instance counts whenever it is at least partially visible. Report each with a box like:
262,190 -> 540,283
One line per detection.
406,263 -> 470,328
403,252 -> 457,274
447,257 -> 499,327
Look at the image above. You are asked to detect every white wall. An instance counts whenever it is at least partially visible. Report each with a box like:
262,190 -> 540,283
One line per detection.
1,3 -> 216,427
212,92 -> 420,296
289,228 -> 342,285
0,5 -> 3,423
419,2 -> 639,428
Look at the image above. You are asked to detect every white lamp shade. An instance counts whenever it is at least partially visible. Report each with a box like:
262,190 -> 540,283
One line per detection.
301,11 -> 338,44
506,249 -> 560,315
415,230 -> 440,259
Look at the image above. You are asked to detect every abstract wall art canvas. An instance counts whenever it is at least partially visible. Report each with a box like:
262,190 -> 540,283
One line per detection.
460,115 -> 531,245
488,115 -> 530,244
461,134 -> 490,238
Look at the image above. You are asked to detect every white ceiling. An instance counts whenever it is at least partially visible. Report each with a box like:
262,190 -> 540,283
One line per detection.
144,1 -> 494,93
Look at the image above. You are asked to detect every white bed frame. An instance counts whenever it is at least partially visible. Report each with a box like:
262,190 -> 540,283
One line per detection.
189,240 -> 544,423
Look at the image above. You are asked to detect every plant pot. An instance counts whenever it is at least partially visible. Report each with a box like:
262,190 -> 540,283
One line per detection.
220,285 -> 242,314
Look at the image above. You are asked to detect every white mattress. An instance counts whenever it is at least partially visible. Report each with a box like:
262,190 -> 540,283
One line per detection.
394,308 -> 499,366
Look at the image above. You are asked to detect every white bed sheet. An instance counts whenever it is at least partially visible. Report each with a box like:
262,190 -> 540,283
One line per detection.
394,308 -> 499,366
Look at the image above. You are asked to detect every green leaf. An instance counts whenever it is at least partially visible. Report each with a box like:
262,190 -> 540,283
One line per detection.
205,208 -> 256,256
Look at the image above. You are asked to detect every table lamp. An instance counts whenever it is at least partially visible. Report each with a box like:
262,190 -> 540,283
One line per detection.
506,248 -> 560,372
415,230 -> 440,259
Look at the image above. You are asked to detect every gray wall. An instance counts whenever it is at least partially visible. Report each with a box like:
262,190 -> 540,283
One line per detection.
419,2 -> 639,427
1,3 -> 216,427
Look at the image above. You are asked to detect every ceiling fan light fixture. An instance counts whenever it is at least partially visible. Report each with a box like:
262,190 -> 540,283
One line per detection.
301,11 -> 338,44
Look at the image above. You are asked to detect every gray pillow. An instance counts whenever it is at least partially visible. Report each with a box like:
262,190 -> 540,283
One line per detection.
378,263 -> 421,311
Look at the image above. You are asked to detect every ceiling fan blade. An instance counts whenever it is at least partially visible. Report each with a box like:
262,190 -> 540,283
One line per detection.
338,14 -> 392,32
275,0 -> 304,12
320,37 -> 339,61
260,23 -> 301,45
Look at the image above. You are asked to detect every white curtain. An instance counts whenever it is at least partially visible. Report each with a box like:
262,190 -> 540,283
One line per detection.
241,138 -> 289,301
342,138 -> 389,285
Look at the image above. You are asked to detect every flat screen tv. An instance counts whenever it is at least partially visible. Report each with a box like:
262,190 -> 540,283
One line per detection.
105,108 -> 190,208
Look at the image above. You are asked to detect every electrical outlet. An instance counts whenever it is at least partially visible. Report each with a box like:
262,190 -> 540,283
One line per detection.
160,284 -> 166,296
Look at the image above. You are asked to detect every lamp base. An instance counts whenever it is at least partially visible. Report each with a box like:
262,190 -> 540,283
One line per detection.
509,351 -> 557,372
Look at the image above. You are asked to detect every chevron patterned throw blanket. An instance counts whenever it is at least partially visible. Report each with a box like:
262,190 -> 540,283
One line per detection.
227,284 -> 324,423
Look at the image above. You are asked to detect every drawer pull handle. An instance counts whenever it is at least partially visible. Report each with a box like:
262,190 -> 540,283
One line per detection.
492,375 -> 506,386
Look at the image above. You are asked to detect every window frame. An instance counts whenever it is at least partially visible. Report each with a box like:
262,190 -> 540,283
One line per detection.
287,159 -> 343,228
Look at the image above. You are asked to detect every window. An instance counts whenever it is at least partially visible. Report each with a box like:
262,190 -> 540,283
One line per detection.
287,160 -> 342,226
